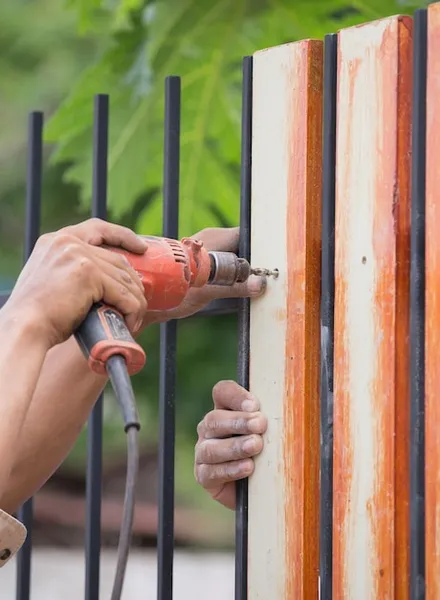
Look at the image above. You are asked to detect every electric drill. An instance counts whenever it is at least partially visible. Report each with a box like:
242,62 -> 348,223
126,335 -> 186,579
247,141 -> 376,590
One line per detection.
73,234 -> 277,600
75,234 -> 272,378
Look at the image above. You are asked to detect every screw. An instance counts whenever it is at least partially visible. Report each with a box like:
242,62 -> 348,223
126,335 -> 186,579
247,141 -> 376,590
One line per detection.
250,267 -> 279,278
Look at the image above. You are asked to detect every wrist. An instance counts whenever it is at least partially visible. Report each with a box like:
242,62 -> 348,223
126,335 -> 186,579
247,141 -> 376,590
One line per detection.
0,302 -> 53,354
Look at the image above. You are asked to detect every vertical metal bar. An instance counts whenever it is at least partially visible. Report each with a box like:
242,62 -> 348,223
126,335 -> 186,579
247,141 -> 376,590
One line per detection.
410,9 -> 427,600
235,55 -> 253,600
157,76 -> 180,600
15,110 -> 43,600
85,94 -> 108,600
319,34 -> 337,600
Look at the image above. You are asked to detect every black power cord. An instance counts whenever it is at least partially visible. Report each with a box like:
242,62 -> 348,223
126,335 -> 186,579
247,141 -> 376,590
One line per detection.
105,355 -> 140,600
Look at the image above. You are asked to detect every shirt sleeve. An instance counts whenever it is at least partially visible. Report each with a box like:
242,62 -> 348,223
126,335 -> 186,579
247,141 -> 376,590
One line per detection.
0,509 -> 26,567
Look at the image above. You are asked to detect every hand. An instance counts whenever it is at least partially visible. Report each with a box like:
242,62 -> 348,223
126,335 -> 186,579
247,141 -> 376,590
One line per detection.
4,218 -> 149,348
194,380 -> 267,510
143,227 -> 266,325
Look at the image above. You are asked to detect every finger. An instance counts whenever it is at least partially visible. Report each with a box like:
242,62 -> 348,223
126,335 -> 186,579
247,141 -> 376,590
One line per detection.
198,409 -> 267,439
191,227 -> 240,252
96,271 -> 147,332
212,380 -> 259,411
95,254 -> 147,307
183,275 -> 266,311
99,271 -> 147,333
195,458 -> 254,489
92,246 -> 145,295
195,434 -> 264,465
61,219 -> 148,254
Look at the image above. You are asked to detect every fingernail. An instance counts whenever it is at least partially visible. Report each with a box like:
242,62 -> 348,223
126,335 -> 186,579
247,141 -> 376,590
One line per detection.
248,275 -> 266,296
137,235 -> 148,250
226,464 -> 242,477
248,416 -> 266,433
242,397 -> 259,412
242,437 -> 257,453
134,317 -> 143,332
239,459 -> 253,474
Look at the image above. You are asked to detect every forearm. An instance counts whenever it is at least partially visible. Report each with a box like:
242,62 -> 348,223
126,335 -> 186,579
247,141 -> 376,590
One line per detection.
0,309 -> 48,506
1,336 -> 107,513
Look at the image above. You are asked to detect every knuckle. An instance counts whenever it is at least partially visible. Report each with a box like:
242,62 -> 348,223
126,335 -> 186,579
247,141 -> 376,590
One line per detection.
197,440 -> 215,463
73,255 -> 94,278
200,463 -> 221,485
53,232 -> 77,249
36,232 -> 53,247
116,253 -> 130,269
88,217 -> 104,228
139,296 -> 148,314
194,464 -> 208,486
120,224 -> 134,237
120,270 -> 133,285
196,419 -> 206,438
203,412 -> 220,434
231,439 -> 245,459
118,285 -> 129,297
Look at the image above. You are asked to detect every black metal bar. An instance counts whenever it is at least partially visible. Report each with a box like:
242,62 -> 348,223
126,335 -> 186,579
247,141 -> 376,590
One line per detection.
235,55 -> 253,600
410,9 -> 427,600
85,94 -> 108,600
15,110 -> 43,600
319,33 -> 337,600
157,76 -> 181,600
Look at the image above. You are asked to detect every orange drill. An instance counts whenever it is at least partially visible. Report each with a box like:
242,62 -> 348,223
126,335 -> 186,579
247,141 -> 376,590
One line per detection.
74,235 -> 275,377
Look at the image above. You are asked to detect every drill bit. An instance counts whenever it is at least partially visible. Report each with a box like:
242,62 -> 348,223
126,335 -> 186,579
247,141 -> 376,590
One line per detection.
250,267 -> 279,278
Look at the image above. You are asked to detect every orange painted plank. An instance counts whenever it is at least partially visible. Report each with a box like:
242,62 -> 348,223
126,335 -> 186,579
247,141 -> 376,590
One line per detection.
249,40 -> 322,599
425,3 -> 440,597
332,16 -> 412,599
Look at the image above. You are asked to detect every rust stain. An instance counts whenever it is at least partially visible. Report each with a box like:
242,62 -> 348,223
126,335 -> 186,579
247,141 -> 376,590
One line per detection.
284,39 -> 323,599
333,16 -> 411,599
371,16 -> 412,599
425,4 -> 440,598
274,307 -> 287,322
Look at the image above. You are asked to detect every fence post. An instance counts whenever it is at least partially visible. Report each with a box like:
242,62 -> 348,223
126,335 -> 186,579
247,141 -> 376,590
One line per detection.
425,3 -> 440,598
248,40 -> 323,599
332,16 -> 412,598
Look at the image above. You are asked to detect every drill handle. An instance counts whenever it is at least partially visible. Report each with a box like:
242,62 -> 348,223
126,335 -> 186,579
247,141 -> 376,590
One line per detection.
75,303 -> 146,376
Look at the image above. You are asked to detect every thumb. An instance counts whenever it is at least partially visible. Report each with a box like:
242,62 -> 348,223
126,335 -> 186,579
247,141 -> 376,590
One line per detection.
199,274 -> 267,303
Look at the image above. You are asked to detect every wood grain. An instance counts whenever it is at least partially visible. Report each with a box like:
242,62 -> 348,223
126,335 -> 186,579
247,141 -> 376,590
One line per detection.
425,4 -> 440,597
332,16 -> 412,599
248,39 -> 322,599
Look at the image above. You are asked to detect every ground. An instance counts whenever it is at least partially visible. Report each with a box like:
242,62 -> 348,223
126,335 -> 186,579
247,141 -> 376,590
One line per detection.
3,548 -> 234,599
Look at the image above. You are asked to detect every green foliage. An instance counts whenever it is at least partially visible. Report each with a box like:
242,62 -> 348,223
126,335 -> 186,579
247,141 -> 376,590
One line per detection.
0,0 -> 101,287
46,0 -> 427,237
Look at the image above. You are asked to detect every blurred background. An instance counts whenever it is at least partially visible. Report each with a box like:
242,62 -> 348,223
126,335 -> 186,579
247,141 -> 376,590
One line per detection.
0,0 -> 428,597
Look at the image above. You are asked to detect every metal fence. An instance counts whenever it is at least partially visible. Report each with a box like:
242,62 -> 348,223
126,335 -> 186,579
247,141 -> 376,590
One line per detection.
1,5 -> 434,600
0,57 -> 252,599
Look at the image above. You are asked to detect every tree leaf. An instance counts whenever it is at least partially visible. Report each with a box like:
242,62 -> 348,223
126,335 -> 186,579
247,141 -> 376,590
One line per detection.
46,0 -> 427,236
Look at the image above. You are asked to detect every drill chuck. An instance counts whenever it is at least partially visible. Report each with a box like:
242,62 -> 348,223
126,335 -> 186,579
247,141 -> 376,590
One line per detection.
207,251 -> 251,286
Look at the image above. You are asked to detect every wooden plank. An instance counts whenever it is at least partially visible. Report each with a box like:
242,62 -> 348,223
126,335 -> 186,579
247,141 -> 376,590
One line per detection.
332,16 -> 412,599
248,39 -> 323,599
425,4 -> 440,598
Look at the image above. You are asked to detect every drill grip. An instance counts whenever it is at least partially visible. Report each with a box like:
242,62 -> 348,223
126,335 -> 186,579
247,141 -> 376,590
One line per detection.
75,303 -> 146,376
